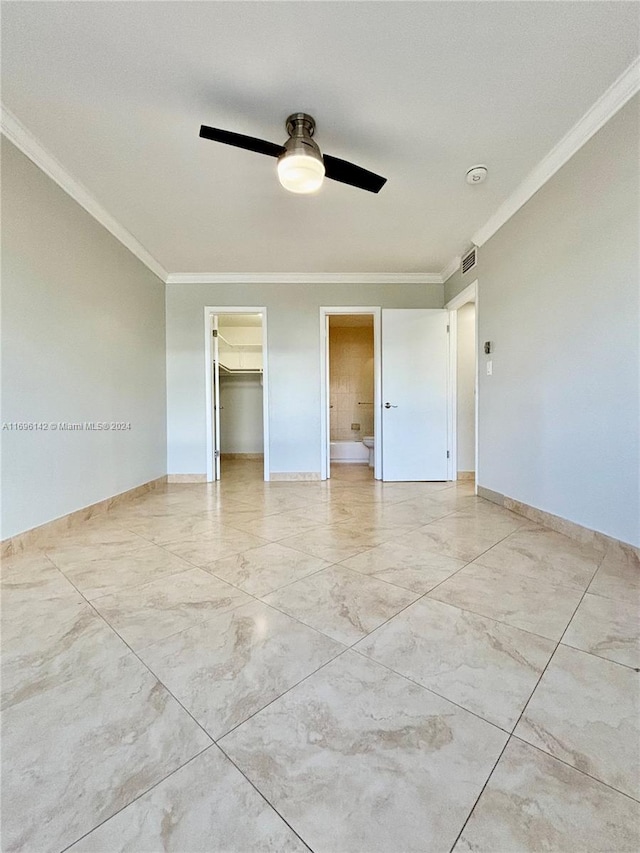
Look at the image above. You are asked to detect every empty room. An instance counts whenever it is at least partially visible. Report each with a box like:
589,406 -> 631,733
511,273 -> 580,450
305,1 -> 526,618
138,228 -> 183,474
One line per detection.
1,1 -> 638,851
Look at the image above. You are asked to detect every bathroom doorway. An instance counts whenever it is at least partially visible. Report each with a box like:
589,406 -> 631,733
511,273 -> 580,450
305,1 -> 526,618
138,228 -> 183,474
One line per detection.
204,307 -> 270,482
320,307 -> 381,480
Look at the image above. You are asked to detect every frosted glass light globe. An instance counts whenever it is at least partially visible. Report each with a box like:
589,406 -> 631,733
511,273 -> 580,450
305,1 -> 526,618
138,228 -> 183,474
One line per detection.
277,153 -> 325,194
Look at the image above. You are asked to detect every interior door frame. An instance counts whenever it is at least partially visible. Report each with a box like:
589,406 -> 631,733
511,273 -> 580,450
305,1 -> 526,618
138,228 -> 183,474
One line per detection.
319,306 -> 382,480
211,314 -> 221,480
204,306 -> 270,482
445,280 -> 478,490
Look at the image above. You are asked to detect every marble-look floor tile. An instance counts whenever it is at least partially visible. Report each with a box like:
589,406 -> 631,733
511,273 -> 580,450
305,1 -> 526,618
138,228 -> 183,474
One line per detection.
414,490 -> 480,514
356,598 -> 555,730
204,502 -> 277,526
236,491 -> 320,514
68,746 -> 309,852
451,501 -> 527,527
139,600 -> 344,738
5,461 -> 635,853
333,517 -> 423,544
331,485 -> 388,506
588,542 -> 640,604
280,524 -> 380,563
161,528 -> 268,566
225,508 -> 325,542
0,550 -> 59,580
454,737 -> 640,853
221,651 -> 507,853
445,508 -> 527,539
1,598 -> 129,709
341,541 -> 465,593
392,515 -> 514,563
349,498 -> 452,527
110,494 -> 239,521
1,558 -> 84,614
124,490 -> 232,515
475,525 -> 602,590
92,568 -> 251,650
58,544 -> 194,599
1,654 -> 211,853
563,592 -> 639,668
44,527 -> 150,569
123,512 -> 229,545
206,542 -> 330,597
287,501 -> 360,525
515,645 -> 640,799
263,565 -> 418,645
379,482 -> 453,502
429,562 -> 584,640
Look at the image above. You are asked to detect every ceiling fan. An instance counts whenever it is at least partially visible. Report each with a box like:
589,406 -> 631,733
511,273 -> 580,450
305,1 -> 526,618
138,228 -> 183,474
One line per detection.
199,113 -> 387,195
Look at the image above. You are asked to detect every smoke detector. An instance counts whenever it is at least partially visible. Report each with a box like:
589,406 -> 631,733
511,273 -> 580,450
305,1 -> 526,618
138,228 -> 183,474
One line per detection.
466,165 -> 488,185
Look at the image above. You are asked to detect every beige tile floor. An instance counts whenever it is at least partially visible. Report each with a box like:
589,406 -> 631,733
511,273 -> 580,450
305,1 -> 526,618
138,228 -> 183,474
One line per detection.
1,459 -> 639,852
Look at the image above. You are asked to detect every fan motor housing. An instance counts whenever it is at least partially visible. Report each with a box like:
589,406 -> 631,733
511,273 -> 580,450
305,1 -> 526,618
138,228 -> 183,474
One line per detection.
282,113 -> 323,163
285,112 -> 316,138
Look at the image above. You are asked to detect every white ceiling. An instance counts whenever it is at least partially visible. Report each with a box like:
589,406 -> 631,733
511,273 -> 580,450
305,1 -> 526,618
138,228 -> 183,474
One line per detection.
2,1 -> 638,275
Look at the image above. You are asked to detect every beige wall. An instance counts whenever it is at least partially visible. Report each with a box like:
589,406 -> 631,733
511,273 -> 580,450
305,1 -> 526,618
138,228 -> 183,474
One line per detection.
1,141 -> 167,539
445,95 -> 639,546
329,324 -> 374,441
166,282 -> 443,475
219,375 -> 264,454
456,302 -> 476,473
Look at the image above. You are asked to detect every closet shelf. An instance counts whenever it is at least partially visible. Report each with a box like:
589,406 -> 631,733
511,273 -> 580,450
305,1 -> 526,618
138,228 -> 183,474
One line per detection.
216,327 -> 263,374
219,364 -> 263,375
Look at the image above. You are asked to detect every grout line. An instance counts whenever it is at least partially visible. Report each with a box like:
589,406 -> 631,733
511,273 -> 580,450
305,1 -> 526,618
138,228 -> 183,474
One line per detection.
213,643 -> 351,742
508,547 -> 608,735
49,572 -> 218,747
8,469 -> 631,852
447,736 -> 511,852
58,744 -> 215,852
509,734 -> 640,805
558,640 -> 640,672
349,645 -> 512,736
215,741 -> 317,852
445,547 -> 628,852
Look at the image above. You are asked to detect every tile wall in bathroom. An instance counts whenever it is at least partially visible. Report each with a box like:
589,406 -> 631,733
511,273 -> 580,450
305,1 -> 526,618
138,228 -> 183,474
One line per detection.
329,324 -> 374,441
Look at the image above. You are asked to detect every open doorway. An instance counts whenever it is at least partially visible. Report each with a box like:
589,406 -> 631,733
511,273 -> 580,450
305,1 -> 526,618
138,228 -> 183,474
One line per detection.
446,281 -> 478,487
320,307 -> 381,480
204,307 -> 270,482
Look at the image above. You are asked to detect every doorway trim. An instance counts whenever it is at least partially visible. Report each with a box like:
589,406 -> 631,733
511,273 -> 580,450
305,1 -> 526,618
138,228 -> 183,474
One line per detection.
204,306 -> 270,482
319,307 -> 382,480
445,280 -> 478,489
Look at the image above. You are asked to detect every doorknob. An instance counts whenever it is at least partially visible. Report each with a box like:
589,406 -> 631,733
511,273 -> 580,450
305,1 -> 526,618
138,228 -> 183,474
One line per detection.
384,402 -> 398,409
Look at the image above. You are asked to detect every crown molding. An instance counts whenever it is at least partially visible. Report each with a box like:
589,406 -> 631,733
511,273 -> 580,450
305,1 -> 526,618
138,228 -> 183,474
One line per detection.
165,272 -> 444,285
472,55 -> 640,247
1,105 -> 168,283
440,256 -> 461,283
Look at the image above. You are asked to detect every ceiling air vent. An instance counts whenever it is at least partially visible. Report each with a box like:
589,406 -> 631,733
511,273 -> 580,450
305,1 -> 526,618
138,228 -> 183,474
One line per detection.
462,247 -> 477,275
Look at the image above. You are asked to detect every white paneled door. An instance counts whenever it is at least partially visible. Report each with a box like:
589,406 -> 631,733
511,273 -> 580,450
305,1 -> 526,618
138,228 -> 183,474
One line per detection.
381,309 -> 449,481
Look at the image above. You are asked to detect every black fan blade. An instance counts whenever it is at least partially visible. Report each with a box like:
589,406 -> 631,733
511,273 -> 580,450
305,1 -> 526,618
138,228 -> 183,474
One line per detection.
199,125 -> 285,158
323,154 -> 387,193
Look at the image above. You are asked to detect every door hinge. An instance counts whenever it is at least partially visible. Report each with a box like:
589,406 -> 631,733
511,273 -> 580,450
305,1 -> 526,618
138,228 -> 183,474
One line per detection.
446,450 -> 450,458
446,324 -> 450,333
212,329 -> 218,337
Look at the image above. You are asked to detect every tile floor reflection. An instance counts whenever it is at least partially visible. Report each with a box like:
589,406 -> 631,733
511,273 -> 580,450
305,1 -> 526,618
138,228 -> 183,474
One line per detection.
2,459 -> 638,852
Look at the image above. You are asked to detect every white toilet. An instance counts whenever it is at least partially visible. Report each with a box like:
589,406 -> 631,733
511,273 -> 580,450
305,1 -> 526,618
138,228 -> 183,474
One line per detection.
362,435 -> 375,468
